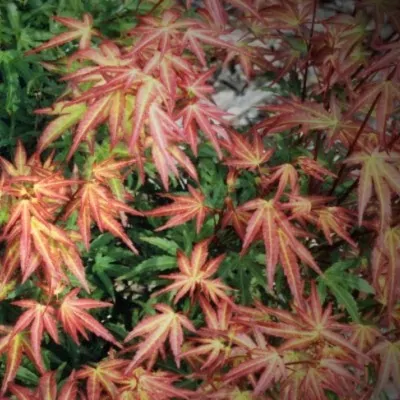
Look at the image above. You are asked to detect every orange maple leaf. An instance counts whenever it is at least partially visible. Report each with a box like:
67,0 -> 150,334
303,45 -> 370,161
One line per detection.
26,14 -> 100,55
58,289 -> 120,347
152,239 -> 232,305
145,185 -> 211,233
124,304 -> 195,371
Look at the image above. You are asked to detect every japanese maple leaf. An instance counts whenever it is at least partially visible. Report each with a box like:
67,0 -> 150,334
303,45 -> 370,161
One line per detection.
144,105 -> 198,190
251,284 -> 368,360
223,132 -> 273,171
26,14 -> 100,55
347,77 -> 400,145
182,21 -> 247,66
117,367 -> 192,400
0,144 -> 84,288
58,289 -> 120,347
0,326 -> 44,394
77,359 -> 126,400
35,102 -> 87,153
224,338 -> 286,395
128,77 -> 173,153
281,356 -> 360,400
238,199 -> 321,305
196,385 -> 262,400
181,68 -> 215,101
345,148 -> 400,227
11,300 -> 59,367
263,163 -> 299,199
63,181 -> 141,253
314,207 -> 357,247
145,185 -> 211,233
35,371 -> 77,400
220,197 -> 252,240
152,239 -> 232,305
126,10 -> 194,57
180,298 -> 238,372
27,217 -> 89,292
65,94 -> 115,160
360,41 -> 400,78
90,158 -> 136,184
255,96 -> 356,146
177,100 -> 231,158
285,197 -> 357,247
369,339 -> 400,396
142,50 -> 194,102
69,40 -> 128,68
124,304 -> 195,371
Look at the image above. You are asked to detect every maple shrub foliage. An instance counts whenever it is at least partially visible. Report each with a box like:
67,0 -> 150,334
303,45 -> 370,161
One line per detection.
1,0 -> 400,398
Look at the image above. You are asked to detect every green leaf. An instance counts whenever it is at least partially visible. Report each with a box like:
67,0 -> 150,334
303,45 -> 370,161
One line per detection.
117,256 -> 177,280
6,3 -> 21,33
321,276 -> 360,322
318,260 -> 375,322
89,233 -> 116,251
16,365 -> 38,385
139,235 -> 179,256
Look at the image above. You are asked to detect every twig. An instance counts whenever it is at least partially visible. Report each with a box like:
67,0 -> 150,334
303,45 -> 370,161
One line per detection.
301,0 -> 318,102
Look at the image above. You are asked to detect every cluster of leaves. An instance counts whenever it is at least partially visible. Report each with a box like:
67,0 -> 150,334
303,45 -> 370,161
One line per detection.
1,0 -> 400,398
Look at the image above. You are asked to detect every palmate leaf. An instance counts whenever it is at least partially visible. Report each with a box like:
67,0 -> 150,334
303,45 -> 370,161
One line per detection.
318,260 -> 375,322
345,147 -> 400,227
25,14 -> 100,55
177,100 -> 231,159
63,180 -> 141,253
347,77 -> 400,145
180,299 -> 236,372
0,327 -> 43,394
35,102 -> 87,153
124,304 -> 195,371
281,356 -> 360,399
182,21 -> 248,66
264,163 -> 299,199
223,330 -> 286,396
117,367 -> 193,400
11,300 -> 59,368
145,185 -> 211,234
254,96 -> 357,146
238,198 -> 321,306
77,359 -> 126,400
244,284 -> 369,362
58,289 -> 120,348
126,10 -> 194,57
152,239 -> 232,305
223,131 -> 273,171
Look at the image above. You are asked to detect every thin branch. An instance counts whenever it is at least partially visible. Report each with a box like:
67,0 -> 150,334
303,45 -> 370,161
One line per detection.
301,0 -> 318,102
